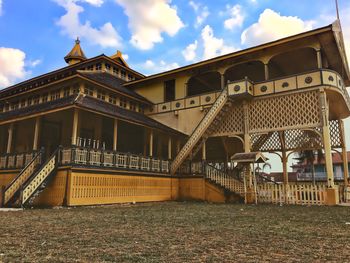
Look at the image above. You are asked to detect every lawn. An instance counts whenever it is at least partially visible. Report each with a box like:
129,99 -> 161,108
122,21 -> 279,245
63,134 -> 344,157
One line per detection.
0,202 -> 349,262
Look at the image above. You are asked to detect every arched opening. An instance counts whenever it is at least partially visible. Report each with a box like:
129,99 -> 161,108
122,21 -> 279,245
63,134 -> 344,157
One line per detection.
187,71 -> 221,96
268,47 -> 317,79
224,60 -> 265,83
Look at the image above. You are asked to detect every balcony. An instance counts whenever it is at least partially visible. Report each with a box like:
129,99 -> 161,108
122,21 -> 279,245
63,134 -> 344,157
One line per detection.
149,69 -> 350,115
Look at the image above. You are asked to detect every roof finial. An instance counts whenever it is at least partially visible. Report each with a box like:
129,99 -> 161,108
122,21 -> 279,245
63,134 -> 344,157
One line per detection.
75,37 -> 80,44
64,37 -> 87,65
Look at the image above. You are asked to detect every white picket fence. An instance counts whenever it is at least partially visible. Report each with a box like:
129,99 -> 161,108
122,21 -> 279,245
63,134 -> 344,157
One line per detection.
257,184 -> 327,205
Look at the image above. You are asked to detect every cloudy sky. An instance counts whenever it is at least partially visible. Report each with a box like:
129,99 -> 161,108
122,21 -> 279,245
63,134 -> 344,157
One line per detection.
0,0 -> 349,170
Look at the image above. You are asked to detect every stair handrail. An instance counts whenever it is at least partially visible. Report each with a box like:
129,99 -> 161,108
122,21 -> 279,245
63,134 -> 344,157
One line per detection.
3,148 -> 44,205
170,86 -> 229,175
21,147 -> 61,206
256,173 -> 279,185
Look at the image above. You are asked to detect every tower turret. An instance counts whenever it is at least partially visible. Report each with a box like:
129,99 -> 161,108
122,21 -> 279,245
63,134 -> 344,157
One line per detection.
64,37 -> 87,65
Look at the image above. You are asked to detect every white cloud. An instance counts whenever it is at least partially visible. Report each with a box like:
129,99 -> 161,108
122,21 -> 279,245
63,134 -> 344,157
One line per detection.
241,9 -> 314,46
27,59 -> 42,67
122,54 -> 129,60
0,0 -> 2,16
141,59 -> 179,75
224,4 -> 244,31
115,0 -> 184,50
189,1 -> 209,28
182,40 -> 198,62
55,0 -> 122,48
0,47 -> 29,88
201,25 -> 237,60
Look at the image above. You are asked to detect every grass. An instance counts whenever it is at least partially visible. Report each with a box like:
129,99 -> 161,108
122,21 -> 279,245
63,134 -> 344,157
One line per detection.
0,202 -> 349,262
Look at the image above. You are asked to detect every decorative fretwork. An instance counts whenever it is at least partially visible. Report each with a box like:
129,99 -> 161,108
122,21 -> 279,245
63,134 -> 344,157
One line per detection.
329,120 -> 342,148
210,103 -> 244,136
249,91 -> 321,133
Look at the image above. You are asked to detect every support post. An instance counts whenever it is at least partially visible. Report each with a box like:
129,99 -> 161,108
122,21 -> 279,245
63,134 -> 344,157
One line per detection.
202,140 -> 206,161
320,89 -> 338,205
149,130 -> 153,157
6,123 -> 14,154
168,137 -> 172,160
282,151 -> 288,185
33,116 -> 41,151
316,48 -> 322,69
220,74 -> 225,89
113,119 -> 118,151
71,108 -> 79,146
264,63 -> 269,81
339,120 -> 349,186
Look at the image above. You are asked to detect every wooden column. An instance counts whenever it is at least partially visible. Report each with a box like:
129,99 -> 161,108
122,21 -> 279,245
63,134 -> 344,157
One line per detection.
282,151 -> 288,185
339,120 -> 349,186
202,140 -> 206,160
149,130 -> 154,157
33,116 -> 41,151
320,90 -> 334,188
220,74 -> 225,89
264,63 -> 269,81
71,108 -> 79,146
316,48 -> 322,69
6,123 -> 14,154
113,119 -> 118,151
168,137 -> 172,160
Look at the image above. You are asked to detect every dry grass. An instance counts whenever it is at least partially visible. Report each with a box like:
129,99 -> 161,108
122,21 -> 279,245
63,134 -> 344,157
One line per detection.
0,202 -> 349,262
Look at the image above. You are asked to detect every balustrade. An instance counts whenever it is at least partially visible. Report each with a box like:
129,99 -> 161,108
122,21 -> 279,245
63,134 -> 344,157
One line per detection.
0,150 -> 41,170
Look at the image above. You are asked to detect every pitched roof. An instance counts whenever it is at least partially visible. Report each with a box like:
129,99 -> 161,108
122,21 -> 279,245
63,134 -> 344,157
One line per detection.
64,38 -> 87,63
78,71 -> 151,104
110,50 -> 129,67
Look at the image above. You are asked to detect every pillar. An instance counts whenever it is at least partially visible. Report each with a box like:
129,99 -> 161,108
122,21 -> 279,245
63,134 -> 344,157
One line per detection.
264,63 -> 269,81
71,108 -> 79,146
113,119 -> 118,151
33,116 -> 41,151
282,151 -> 288,185
339,120 -> 349,186
6,123 -> 14,154
220,74 -> 225,89
320,89 -> 338,205
202,140 -> 206,161
316,48 -> 322,69
168,137 -> 172,160
149,130 -> 153,157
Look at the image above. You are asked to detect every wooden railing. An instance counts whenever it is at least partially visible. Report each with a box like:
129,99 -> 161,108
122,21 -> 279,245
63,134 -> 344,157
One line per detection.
3,149 -> 43,205
0,150 -> 41,170
60,146 -> 170,174
21,148 -> 59,206
170,87 -> 229,175
257,184 -> 327,205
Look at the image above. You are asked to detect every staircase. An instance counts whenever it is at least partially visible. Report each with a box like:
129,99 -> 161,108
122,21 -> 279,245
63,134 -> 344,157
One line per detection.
170,87 -> 232,175
21,148 -> 60,207
204,164 -> 245,198
2,148 -> 60,208
2,150 -> 44,207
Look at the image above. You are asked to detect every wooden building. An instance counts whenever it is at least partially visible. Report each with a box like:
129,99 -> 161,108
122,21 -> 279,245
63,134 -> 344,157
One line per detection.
0,21 -> 349,207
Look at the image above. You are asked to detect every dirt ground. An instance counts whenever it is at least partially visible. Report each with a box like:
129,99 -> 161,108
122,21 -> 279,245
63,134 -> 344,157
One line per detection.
0,202 -> 349,262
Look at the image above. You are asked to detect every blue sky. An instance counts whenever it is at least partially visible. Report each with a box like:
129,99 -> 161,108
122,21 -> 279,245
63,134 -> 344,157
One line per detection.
0,0 -> 350,170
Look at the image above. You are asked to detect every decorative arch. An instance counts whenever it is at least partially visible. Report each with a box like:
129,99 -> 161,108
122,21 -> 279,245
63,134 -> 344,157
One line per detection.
187,71 -> 221,96
224,60 -> 265,83
268,47 -> 317,79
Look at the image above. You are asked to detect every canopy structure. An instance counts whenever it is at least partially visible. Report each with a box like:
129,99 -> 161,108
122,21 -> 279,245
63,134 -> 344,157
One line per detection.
231,152 -> 268,164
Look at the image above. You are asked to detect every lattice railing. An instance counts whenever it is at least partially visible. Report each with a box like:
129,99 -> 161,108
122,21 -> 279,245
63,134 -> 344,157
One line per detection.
60,147 -> 170,174
170,86 -> 229,175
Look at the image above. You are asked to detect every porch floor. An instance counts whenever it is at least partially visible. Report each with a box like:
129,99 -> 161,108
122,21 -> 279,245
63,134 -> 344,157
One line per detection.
0,202 -> 349,262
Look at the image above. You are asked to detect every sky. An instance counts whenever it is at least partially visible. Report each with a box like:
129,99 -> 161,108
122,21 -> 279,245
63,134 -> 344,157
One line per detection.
0,0 -> 349,171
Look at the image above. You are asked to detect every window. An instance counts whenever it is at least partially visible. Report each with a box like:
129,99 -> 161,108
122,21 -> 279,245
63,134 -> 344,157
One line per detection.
42,93 -> 48,103
27,97 -> 33,106
138,105 -> 144,113
113,67 -> 119,75
121,70 -> 126,79
128,74 -> 134,81
33,95 -> 40,105
105,64 -> 111,71
20,100 -> 26,108
119,97 -> 127,108
96,63 -> 102,70
164,79 -> 175,102
97,89 -> 105,101
72,84 -> 80,94
87,65 -> 94,71
11,101 -> 19,110
50,90 -> 60,101
109,94 -> 117,104
63,87 -> 70,97
84,86 -> 94,96
129,101 -> 136,111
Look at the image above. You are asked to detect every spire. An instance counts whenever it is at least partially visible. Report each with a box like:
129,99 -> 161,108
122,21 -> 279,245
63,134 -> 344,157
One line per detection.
64,37 -> 87,65
110,50 -> 129,67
